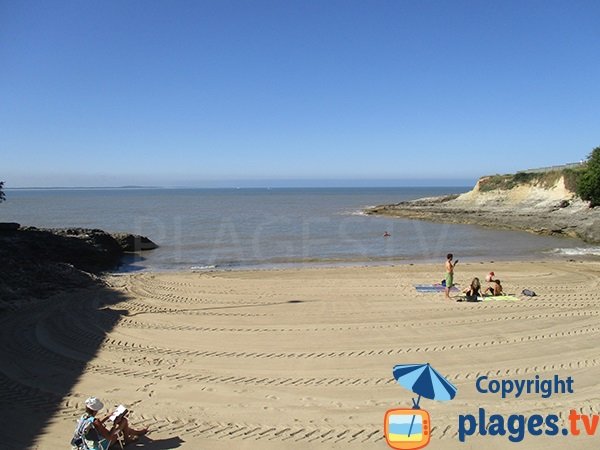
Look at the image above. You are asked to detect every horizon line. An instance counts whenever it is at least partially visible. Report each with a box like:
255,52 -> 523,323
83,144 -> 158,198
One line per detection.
3,177 -> 477,190
6,184 -> 474,190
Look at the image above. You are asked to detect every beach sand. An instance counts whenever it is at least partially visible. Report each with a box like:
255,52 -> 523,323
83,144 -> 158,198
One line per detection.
7,260 -> 600,449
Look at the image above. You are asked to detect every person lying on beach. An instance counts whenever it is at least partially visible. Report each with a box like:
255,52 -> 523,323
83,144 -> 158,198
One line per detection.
462,277 -> 482,301
71,397 -> 148,450
486,279 -> 503,296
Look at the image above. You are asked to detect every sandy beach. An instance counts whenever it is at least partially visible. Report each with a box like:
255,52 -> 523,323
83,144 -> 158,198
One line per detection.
5,3 -> 599,449
5,260 -> 599,449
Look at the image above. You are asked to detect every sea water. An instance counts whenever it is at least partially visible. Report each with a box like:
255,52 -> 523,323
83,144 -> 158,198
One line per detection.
1,187 -> 595,272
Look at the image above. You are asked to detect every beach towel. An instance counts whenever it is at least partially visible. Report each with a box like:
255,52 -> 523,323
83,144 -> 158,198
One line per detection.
415,284 -> 459,293
482,295 -> 520,302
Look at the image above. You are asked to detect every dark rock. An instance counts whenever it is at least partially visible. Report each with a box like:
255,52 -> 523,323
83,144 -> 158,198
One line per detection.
0,222 -> 20,232
111,233 -> 159,252
16,227 -> 124,272
0,227 -> 138,303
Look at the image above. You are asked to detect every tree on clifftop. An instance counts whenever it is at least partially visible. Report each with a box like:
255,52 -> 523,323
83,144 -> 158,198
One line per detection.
0,181 -> 5,203
577,147 -> 600,207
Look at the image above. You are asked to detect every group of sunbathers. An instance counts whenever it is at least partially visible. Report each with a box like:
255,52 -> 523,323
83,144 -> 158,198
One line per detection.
460,271 -> 504,301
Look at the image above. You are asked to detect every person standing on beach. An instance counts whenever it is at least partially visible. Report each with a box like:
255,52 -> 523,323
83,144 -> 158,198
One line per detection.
444,253 -> 458,299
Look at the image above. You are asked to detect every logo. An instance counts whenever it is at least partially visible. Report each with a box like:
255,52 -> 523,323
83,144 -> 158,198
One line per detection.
458,374 -> 600,443
384,408 -> 431,450
385,363 -> 457,449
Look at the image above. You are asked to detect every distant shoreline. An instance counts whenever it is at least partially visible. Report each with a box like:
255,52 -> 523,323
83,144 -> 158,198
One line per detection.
4,184 -> 473,190
5,186 -> 163,190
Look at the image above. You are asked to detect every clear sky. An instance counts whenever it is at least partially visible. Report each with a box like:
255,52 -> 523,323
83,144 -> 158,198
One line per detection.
1,0 -> 598,187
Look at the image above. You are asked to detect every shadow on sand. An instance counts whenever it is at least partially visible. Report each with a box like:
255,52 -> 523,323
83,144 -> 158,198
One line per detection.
0,280 -> 181,449
130,436 -> 185,449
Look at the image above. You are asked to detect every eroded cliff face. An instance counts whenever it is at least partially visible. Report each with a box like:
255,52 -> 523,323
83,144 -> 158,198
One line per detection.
366,174 -> 600,244
454,175 -> 575,208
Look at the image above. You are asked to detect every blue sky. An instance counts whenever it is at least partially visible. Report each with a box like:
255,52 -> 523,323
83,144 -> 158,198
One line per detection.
1,0 -> 598,187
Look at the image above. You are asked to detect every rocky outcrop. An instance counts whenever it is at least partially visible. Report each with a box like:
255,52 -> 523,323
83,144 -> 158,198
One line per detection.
112,232 -> 159,252
5,227 -> 123,272
0,225 -> 157,304
366,174 -> 600,244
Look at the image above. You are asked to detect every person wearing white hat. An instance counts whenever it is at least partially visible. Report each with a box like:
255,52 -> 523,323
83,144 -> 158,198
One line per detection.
85,397 -> 104,413
71,396 -> 148,449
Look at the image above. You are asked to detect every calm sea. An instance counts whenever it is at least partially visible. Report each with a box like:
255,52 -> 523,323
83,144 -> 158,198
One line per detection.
1,187 -> 596,272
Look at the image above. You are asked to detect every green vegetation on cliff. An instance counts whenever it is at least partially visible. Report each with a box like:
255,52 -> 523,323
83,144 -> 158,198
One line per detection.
477,146 -> 600,208
576,147 -> 600,207
478,168 -> 584,193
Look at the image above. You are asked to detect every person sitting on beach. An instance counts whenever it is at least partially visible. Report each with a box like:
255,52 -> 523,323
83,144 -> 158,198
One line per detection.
485,271 -> 495,282
486,279 -> 503,296
463,277 -> 482,301
71,397 -> 148,450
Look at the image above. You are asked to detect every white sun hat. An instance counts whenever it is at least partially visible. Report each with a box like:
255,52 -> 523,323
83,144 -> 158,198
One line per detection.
85,397 -> 104,412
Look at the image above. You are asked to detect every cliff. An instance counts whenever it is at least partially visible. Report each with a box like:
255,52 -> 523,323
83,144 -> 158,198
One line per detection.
366,170 -> 600,244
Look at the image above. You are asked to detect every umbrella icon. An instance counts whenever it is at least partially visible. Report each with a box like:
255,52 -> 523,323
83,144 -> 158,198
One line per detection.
392,363 -> 457,438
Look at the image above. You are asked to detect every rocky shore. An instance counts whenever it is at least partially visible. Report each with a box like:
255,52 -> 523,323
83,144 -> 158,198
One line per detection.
0,225 -> 157,305
366,175 -> 600,244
